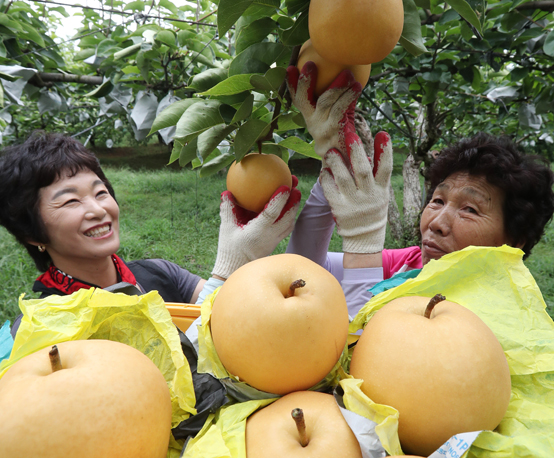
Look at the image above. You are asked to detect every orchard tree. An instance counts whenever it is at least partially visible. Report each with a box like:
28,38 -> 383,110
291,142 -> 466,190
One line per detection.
146,0 -> 554,242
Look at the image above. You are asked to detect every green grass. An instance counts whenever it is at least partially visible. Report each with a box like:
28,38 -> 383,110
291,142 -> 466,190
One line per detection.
523,219 -> 554,317
0,160 -> 553,325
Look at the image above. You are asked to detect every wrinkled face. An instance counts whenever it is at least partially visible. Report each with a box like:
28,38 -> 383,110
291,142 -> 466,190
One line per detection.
420,172 -> 510,265
36,169 -> 120,267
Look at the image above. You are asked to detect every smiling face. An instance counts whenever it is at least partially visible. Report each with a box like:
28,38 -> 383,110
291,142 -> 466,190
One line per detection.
35,169 -> 120,272
420,172 -> 511,265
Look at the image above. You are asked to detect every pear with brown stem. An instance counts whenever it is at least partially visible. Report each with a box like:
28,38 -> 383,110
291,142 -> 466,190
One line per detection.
350,294 -> 512,456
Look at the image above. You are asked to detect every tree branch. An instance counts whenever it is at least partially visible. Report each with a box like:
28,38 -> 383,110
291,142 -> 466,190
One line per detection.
369,67 -> 429,82
514,1 -> 554,11
382,88 -> 416,147
360,90 -> 413,138
417,102 -> 443,183
30,0 -> 220,27
28,73 -> 193,93
421,1 -> 554,24
28,73 -> 104,88
258,45 -> 302,145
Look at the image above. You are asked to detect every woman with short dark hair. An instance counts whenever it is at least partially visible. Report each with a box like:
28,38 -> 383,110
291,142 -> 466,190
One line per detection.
0,131 -> 116,272
427,132 -> 554,258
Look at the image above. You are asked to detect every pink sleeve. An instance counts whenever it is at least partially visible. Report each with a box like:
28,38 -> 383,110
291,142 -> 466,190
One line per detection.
381,246 -> 423,279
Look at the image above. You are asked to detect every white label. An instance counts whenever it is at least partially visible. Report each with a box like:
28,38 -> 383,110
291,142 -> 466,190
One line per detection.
428,431 -> 482,458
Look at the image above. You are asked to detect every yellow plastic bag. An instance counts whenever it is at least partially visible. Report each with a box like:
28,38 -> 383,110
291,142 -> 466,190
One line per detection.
182,398 -> 276,458
338,377 -> 403,455
0,288 -> 197,458
348,245 -> 554,457
196,288 -> 349,402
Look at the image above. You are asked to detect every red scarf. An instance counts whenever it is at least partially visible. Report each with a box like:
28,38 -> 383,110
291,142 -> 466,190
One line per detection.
36,254 -> 137,295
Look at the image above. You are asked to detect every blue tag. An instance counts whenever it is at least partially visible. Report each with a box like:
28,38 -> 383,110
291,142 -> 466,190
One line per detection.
368,269 -> 422,295
0,320 -> 14,363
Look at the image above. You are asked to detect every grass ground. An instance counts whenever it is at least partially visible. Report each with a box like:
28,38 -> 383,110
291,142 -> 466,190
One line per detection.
0,152 -> 552,324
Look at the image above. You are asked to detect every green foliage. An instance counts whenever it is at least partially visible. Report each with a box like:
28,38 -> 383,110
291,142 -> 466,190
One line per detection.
145,0 -> 554,178
364,0 -> 554,160
0,0 -> 552,176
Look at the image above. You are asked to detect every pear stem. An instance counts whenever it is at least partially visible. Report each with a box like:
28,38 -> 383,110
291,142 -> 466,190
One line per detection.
49,345 -> 63,372
424,294 -> 446,319
286,279 -> 306,298
291,408 -> 309,447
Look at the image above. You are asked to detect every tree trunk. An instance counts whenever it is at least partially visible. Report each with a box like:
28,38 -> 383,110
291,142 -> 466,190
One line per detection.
388,184 -> 403,241
416,101 -> 444,191
402,154 -> 422,241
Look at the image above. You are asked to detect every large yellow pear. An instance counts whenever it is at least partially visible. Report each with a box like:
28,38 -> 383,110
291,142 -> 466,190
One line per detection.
246,391 -> 362,458
0,340 -> 172,458
226,153 -> 292,213
297,39 -> 372,96
211,253 -> 349,395
349,295 -> 512,456
309,0 -> 404,65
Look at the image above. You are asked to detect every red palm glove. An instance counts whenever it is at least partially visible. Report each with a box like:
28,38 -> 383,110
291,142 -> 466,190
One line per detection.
212,176 -> 302,279
286,62 -> 362,159
288,61 -> 393,254
320,132 -> 393,254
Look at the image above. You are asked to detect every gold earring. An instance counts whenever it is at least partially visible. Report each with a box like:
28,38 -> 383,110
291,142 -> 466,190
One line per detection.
38,245 -> 46,252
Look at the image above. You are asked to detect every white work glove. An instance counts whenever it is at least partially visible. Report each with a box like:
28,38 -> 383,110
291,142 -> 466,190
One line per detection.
212,177 -> 302,279
320,131 -> 394,254
286,62 -> 361,158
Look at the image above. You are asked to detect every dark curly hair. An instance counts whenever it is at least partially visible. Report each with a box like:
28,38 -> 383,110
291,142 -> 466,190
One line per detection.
427,132 -> 554,258
0,131 -> 116,271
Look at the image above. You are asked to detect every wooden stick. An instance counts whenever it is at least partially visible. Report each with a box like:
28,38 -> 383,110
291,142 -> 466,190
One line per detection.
291,408 -> 309,447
